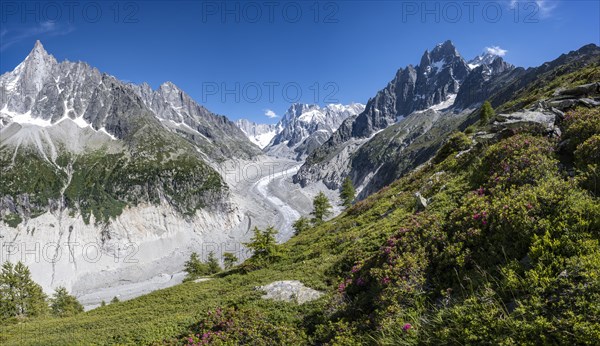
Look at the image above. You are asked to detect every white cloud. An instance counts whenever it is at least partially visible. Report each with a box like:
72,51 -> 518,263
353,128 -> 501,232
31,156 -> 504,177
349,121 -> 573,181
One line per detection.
485,46 -> 508,57
509,0 -> 558,18
264,109 -> 278,118
1,21 -> 74,51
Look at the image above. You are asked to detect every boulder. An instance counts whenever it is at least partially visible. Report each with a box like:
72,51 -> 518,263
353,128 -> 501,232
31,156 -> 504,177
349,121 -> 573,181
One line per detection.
492,110 -> 556,133
415,192 -> 428,210
547,99 -> 580,110
257,280 -> 323,304
556,82 -> 600,97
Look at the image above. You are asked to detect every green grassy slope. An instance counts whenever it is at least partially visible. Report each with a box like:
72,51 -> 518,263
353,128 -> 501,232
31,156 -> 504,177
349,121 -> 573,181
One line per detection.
0,111 -> 227,227
2,104 -> 598,345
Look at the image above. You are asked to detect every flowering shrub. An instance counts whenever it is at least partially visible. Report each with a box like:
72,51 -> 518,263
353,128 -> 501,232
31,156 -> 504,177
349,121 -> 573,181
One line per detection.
182,307 -> 306,345
575,134 -> 600,195
338,213 -> 445,328
433,131 -> 472,164
475,133 -> 557,189
562,107 -> 600,153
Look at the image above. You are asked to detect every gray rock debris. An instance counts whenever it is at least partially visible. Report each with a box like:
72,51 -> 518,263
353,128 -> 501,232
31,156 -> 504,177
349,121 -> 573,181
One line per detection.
415,192 -> 428,210
257,280 -> 324,304
492,110 -> 556,133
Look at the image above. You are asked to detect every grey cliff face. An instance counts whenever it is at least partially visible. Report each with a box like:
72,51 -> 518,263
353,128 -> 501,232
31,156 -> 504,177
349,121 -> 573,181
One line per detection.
0,41 -> 259,160
295,40 -> 471,187
130,81 -> 260,159
294,41 -> 600,199
454,56 -> 515,110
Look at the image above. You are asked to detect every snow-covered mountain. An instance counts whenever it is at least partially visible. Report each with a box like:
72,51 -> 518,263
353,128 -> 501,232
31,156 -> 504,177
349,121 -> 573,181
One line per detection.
467,51 -> 503,69
265,103 -> 365,159
0,41 -> 258,160
234,119 -> 278,148
235,103 -> 365,159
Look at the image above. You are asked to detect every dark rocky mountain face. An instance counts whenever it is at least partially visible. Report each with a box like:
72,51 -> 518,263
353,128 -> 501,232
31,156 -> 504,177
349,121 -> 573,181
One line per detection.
453,57 -> 515,110
343,40 -> 470,141
295,42 -> 600,198
295,40 -> 472,188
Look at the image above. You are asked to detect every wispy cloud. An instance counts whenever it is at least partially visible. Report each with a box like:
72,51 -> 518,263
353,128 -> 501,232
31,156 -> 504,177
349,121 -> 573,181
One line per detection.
264,109 -> 278,118
1,21 -> 74,51
485,46 -> 508,57
510,0 -> 558,18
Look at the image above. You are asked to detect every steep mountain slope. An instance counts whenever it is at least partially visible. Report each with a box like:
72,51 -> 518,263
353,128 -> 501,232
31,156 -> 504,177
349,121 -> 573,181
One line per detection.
265,103 -> 365,159
131,82 -> 260,159
294,40 -> 484,191
0,41 -> 260,224
295,42 -> 600,198
455,43 -> 600,111
0,41 -> 263,295
234,119 -> 278,148
0,41 -> 260,161
4,77 -> 598,345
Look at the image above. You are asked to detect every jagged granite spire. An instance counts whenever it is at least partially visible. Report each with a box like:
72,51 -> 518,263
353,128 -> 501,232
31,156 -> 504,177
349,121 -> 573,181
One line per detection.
0,40 -> 260,159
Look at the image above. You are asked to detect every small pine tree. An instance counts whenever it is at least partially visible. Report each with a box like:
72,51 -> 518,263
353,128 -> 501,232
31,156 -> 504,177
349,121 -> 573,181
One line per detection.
50,286 -> 84,317
339,177 -> 356,208
111,296 -> 120,304
292,216 -> 311,235
0,261 -> 48,319
479,100 -> 495,125
244,226 -> 280,265
100,300 -> 106,307
311,192 -> 332,223
183,252 -> 209,280
223,252 -> 238,270
206,251 -> 221,274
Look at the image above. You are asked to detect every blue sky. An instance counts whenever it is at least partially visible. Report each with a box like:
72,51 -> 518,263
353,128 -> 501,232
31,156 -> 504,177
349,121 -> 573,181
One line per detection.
1,0 -> 598,123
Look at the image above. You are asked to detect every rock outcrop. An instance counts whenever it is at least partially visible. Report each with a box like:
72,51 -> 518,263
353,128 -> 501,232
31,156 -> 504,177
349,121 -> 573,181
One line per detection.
257,280 -> 324,304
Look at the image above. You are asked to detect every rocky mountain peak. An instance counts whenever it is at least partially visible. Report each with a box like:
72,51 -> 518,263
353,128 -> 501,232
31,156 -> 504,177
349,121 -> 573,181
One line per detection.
262,102 -> 365,159
489,56 -> 514,73
28,40 -> 54,60
284,103 -> 319,119
430,40 -> 460,61
419,50 -> 431,67
468,50 -> 509,70
24,40 -> 57,71
4,40 -> 58,96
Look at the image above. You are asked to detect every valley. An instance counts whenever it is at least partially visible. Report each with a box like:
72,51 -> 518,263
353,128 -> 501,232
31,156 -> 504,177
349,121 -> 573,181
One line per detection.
0,27 -> 599,344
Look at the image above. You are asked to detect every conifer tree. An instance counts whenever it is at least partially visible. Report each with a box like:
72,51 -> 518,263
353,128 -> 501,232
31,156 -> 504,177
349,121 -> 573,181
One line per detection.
311,192 -> 332,223
0,261 -> 48,319
206,251 -> 221,274
339,177 -> 356,208
293,216 -> 311,235
480,100 -> 495,125
223,252 -> 238,270
50,286 -> 84,317
183,252 -> 209,280
244,226 -> 279,265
